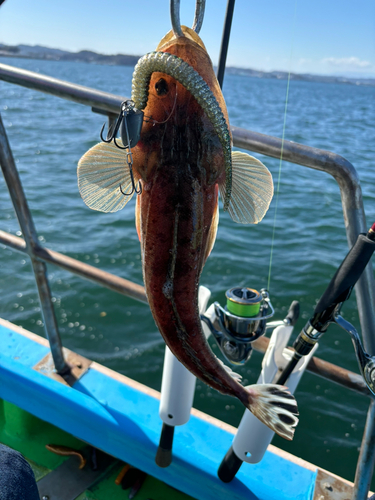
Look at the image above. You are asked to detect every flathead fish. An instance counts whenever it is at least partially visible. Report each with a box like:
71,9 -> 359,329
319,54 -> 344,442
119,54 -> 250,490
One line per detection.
77,27 -> 298,440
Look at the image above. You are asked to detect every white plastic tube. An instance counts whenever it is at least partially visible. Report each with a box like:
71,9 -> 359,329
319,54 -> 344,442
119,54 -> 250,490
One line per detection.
232,324 -> 318,464
159,286 -> 211,426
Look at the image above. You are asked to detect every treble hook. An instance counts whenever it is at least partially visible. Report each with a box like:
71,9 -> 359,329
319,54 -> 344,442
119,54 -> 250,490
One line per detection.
119,166 -> 142,196
119,107 -> 142,197
100,101 -> 133,150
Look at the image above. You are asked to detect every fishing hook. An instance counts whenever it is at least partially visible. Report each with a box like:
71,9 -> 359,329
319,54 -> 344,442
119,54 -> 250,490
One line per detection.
119,107 -> 142,196
119,164 -> 142,196
170,0 -> 206,38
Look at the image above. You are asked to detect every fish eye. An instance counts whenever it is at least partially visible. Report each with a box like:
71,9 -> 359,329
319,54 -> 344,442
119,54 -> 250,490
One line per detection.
155,78 -> 169,96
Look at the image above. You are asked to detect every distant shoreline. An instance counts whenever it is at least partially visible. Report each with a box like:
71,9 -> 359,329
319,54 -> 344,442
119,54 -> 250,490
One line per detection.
1,43 -> 374,87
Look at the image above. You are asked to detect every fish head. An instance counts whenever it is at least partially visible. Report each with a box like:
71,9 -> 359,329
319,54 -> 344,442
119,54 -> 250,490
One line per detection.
133,26 -> 230,189
77,27 -> 273,225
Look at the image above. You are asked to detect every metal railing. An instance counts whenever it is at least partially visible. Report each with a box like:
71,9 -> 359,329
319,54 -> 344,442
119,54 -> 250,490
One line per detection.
0,62 -> 374,499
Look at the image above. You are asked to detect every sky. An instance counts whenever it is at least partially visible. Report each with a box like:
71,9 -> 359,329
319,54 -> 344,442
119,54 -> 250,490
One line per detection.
0,0 -> 374,77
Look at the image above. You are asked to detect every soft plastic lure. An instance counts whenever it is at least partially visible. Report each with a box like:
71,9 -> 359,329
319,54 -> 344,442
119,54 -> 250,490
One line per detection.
45,444 -> 86,469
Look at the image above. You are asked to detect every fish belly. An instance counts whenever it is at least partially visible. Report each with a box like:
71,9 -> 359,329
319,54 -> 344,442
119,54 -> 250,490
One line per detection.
139,164 -> 242,396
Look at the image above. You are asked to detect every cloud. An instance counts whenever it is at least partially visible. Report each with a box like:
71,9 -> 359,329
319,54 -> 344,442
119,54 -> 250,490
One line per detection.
297,58 -> 312,65
322,57 -> 373,69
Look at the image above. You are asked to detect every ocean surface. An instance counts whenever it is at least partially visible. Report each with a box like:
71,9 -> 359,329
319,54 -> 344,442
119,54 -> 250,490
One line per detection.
1,56 -> 375,487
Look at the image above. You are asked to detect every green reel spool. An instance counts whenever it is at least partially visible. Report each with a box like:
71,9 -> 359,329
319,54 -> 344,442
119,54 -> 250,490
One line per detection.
226,287 -> 262,318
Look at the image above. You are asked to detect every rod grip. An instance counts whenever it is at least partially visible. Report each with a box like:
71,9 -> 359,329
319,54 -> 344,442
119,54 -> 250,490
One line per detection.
155,423 -> 174,468
217,446 -> 243,482
314,234 -> 375,315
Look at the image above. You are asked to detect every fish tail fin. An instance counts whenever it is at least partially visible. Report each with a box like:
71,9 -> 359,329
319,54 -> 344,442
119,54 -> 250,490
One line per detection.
245,384 -> 299,441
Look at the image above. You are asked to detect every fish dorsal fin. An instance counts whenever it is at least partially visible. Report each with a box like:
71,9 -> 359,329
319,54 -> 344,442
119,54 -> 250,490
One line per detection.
219,151 -> 273,224
77,141 -> 137,213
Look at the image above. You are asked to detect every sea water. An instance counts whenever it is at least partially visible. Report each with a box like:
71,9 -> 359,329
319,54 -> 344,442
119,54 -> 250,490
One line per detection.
1,56 -> 375,486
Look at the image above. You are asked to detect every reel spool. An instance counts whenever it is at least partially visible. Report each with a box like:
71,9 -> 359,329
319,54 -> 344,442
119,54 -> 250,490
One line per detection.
202,287 -> 274,365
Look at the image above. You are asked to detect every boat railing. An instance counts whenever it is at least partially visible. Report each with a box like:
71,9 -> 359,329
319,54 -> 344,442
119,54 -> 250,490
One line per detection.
0,62 -> 374,500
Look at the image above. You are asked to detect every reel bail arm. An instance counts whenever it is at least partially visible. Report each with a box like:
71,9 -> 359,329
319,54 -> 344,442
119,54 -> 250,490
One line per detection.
335,314 -> 375,396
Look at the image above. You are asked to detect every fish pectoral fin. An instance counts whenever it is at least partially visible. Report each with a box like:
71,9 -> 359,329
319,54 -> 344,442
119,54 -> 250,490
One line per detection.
219,151 -> 274,224
77,141 -> 138,213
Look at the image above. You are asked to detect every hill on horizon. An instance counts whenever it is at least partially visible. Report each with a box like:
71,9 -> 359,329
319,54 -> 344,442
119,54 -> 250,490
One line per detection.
0,43 -> 374,87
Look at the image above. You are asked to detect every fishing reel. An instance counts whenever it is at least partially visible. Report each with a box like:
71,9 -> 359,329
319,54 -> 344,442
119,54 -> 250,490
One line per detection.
201,287 -> 275,365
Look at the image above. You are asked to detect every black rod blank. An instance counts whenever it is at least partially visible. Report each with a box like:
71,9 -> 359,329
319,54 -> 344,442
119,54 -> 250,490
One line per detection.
217,0 -> 236,88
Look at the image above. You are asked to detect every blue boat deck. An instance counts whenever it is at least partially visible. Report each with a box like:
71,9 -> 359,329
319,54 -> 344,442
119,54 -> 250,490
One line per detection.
0,318 -> 353,500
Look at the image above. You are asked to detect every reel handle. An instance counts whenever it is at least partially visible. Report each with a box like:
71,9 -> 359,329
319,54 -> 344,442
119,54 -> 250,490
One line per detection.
285,301 -> 299,326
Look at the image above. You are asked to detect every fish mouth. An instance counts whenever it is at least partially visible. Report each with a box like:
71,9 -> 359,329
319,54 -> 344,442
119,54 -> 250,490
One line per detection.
156,26 -> 209,53
131,39 -> 232,211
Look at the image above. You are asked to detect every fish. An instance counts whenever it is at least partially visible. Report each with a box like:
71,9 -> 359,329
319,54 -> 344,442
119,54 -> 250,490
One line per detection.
77,26 -> 299,440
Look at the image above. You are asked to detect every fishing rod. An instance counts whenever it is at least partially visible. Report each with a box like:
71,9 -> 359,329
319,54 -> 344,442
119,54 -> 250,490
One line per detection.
218,223 -> 375,483
217,0 -> 236,88
276,223 -> 375,389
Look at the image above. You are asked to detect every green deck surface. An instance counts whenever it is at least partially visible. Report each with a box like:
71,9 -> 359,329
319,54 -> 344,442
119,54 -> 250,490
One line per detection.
0,398 -> 194,500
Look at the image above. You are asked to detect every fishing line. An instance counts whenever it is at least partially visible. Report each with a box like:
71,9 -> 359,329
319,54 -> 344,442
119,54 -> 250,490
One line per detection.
267,0 -> 298,291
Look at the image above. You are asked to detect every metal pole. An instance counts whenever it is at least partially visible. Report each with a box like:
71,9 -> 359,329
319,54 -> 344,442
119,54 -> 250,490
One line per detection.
0,113 -> 68,374
217,0 -> 236,88
231,126 -> 375,355
0,63 -> 125,115
0,231 -> 148,304
352,400 -> 375,500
